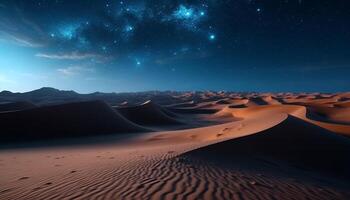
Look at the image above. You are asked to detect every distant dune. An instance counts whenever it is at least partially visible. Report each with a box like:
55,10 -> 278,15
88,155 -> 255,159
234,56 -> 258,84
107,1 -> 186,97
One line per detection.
116,100 -> 183,126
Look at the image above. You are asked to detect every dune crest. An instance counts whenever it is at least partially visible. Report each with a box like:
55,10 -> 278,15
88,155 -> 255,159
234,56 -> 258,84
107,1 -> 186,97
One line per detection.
183,115 -> 350,177
116,100 -> 183,126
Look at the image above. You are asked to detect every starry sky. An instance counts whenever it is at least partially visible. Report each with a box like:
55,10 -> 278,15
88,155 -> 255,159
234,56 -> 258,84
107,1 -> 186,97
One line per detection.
0,0 -> 349,93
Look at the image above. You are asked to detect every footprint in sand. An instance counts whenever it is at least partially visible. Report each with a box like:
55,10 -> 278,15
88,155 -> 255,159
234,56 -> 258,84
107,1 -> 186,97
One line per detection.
222,127 -> 232,132
135,184 -> 144,189
32,187 -> 42,191
217,127 -> 234,137
0,188 -> 14,194
18,176 -> 30,180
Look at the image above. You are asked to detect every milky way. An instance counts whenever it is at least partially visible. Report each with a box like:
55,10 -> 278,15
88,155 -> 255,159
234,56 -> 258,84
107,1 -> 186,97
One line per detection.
0,0 -> 349,92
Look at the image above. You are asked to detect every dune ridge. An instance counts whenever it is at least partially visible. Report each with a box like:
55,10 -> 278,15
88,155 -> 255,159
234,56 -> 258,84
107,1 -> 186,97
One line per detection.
116,100 -> 183,126
183,115 -> 350,177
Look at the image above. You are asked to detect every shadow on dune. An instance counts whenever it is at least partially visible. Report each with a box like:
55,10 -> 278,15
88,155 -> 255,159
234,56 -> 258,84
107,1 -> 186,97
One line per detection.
0,100 -> 147,143
306,106 -> 350,125
183,115 -> 350,179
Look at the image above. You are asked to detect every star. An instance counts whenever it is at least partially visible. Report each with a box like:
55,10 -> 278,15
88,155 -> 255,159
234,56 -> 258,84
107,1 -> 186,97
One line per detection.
209,34 -> 216,40
125,25 -> 133,32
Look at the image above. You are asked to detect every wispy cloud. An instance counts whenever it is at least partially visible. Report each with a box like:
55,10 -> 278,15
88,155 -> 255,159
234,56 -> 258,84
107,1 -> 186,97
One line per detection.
0,31 -> 44,47
0,5 -> 47,47
57,66 -> 95,76
36,52 -> 102,60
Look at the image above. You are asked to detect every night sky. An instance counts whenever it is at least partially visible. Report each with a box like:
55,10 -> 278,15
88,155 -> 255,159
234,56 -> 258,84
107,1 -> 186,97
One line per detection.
0,0 -> 349,93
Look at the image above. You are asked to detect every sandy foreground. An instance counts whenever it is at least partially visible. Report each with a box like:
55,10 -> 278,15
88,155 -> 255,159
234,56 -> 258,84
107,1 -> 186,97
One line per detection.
1,93 -> 350,200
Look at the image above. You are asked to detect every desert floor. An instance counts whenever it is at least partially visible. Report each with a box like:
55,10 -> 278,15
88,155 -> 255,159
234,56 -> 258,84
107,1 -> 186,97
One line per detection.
1,92 -> 350,200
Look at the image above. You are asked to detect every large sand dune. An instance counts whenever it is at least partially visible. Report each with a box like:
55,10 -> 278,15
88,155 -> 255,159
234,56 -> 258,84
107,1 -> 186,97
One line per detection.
0,92 -> 350,199
0,100 -> 146,142
184,115 -> 350,178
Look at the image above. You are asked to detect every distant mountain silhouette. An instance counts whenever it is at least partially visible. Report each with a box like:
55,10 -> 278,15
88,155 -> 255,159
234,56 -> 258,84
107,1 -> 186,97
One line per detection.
0,87 -> 181,106
24,87 -> 78,97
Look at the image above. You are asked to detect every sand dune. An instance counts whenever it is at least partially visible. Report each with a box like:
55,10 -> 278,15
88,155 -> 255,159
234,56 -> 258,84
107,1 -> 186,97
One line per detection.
1,92 -> 350,200
307,106 -> 350,124
116,100 -> 183,126
0,100 -> 146,142
166,101 -> 197,108
184,115 -> 350,178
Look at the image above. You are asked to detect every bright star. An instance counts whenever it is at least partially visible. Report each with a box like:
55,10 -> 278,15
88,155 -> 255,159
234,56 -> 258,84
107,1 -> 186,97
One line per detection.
125,25 -> 133,32
209,34 -> 216,40
136,61 -> 141,65
257,8 -> 261,12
